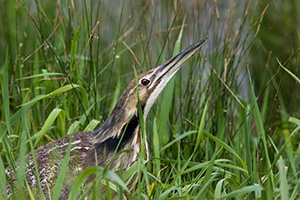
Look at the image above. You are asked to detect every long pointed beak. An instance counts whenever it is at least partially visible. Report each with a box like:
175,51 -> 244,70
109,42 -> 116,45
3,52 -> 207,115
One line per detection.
156,37 -> 207,81
143,37 -> 207,117
151,37 -> 207,87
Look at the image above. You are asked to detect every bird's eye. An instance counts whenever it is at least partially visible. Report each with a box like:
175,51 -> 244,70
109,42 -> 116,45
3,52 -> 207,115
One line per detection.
141,78 -> 150,86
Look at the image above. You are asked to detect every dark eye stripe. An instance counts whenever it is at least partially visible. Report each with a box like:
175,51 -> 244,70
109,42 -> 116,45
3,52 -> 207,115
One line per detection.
141,78 -> 150,86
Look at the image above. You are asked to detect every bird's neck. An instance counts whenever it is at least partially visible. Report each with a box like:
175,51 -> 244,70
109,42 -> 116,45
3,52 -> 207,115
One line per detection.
93,105 -> 147,152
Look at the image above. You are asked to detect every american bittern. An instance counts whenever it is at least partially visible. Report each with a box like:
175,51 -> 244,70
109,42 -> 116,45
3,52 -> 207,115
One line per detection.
6,38 -> 207,198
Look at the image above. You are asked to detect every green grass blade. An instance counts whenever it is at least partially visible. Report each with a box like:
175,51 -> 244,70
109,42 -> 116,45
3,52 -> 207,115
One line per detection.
20,84 -> 81,107
242,104 -> 253,182
0,154 -> 7,199
67,121 -> 81,135
52,139 -> 72,200
79,103 -> 96,125
277,58 -> 300,84
158,17 -> 185,144
25,121 -> 46,199
157,188 -> 173,200
193,102 -> 208,153
2,49 -> 11,135
172,17 -> 185,57
214,179 -> 225,199
289,117 -> 300,126
161,130 -> 197,151
68,166 -> 128,200
68,166 -> 103,200
68,167 -> 102,200
10,100 -> 37,126
152,118 -> 161,176
103,170 -> 129,193
34,108 -> 64,147
247,67 -> 274,189
203,130 -> 247,171
16,126 -> 29,197
217,185 -> 263,199
277,158 -> 289,200
196,151 -> 217,199
70,24 -> 81,64
0,53 -> 15,173
16,72 -> 64,81
83,119 -> 100,131
290,178 -> 300,200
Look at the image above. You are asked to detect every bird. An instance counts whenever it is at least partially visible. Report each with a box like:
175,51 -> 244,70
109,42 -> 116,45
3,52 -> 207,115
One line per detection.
5,37 -> 207,199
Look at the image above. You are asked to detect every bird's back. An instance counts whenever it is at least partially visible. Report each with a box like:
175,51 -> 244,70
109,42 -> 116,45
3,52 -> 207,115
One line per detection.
6,126 -> 141,198
6,131 -> 94,198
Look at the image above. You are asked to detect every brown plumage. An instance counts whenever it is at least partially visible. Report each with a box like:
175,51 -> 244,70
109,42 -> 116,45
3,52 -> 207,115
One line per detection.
6,38 -> 207,199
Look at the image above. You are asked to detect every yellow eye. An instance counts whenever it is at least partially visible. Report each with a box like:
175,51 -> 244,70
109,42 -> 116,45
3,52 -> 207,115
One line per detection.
141,78 -> 150,86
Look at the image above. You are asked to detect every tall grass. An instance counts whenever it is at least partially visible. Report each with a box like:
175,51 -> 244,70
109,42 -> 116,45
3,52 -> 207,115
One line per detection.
0,0 -> 299,199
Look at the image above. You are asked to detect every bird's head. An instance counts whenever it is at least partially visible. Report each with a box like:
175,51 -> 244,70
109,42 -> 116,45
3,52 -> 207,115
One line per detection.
113,38 -> 207,122
93,38 -> 207,152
